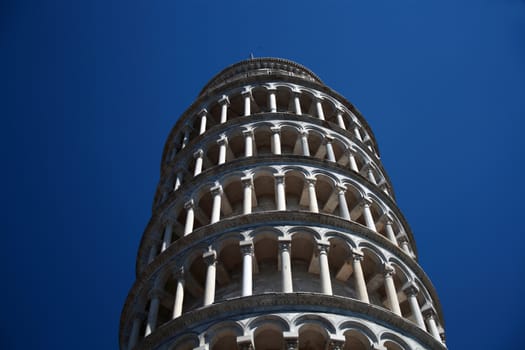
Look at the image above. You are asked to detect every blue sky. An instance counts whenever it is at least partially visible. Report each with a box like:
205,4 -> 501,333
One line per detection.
2,0 -> 524,349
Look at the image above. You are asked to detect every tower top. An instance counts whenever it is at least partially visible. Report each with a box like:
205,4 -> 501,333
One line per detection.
199,57 -> 323,97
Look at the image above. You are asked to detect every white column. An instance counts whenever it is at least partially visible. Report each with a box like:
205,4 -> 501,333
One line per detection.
293,92 -> 302,115
353,125 -> 363,141
243,129 -> 254,157
217,136 -> 228,165
337,185 -> 351,220
127,314 -> 142,350
241,176 -> 253,214
347,148 -> 359,172
219,95 -> 230,123
271,126 -> 281,155
172,268 -> 185,319
351,250 -> 369,303
366,165 -> 377,184
268,88 -> 277,112
336,108 -> 346,129
173,172 -> 182,191
147,242 -> 158,263
279,239 -> 293,292
145,289 -> 162,336
306,177 -> 318,213
240,241 -> 254,296
423,309 -> 442,341
242,89 -> 251,116
198,109 -> 208,135
399,236 -> 412,255
404,283 -> 426,329
324,135 -> 336,162
275,173 -> 286,210
161,222 -> 173,252
315,98 -> 325,120
183,200 -> 195,236
361,198 -> 376,231
384,217 -> 399,245
300,131 -> 310,156
318,243 -> 332,295
210,185 -> 222,224
203,250 -> 217,306
181,126 -> 191,149
383,264 -> 402,316
193,149 -> 204,176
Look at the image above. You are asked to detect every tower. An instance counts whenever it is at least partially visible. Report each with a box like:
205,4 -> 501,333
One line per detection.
120,58 -> 447,350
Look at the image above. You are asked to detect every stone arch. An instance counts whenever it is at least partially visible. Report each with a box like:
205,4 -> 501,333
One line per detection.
338,320 -> 378,346
207,320 -> 244,350
380,332 -> 410,350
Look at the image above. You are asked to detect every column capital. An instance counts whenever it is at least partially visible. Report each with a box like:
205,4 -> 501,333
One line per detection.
278,238 -> 292,251
239,240 -> 254,255
335,106 -> 345,115
360,196 -> 373,207
383,263 -> 396,277
336,184 -> 347,193
317,241 -> 330,254
242,128 -> 254,137
380,212 -> 394,225
305,176 -> 317,185
300,129 -> 309,137
203,250 -> 217,265
131,311 -> 146,321
218,95 -> 230,105
216,135 -> 228,146
172,266 -> 184,280
421,303 -> 437,318
274,173 -> 285,183
328,335 -> 345,350
351,248 -> 364,260
403,281 -> 420,296
184,199 -> 194,210
397,234 -> 409,244
241,88 -> 252,97
323,134 -> 335,143
241,175 -> 253,187
197,108 -> 208,117
210,184 -> 223,196
193,149 -> 203,158
270,126 -> 281,133
236,335 -> 254,350
345,146 -> 358,156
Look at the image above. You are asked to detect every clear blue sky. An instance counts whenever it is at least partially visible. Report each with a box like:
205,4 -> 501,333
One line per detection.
2,1 -> 524,349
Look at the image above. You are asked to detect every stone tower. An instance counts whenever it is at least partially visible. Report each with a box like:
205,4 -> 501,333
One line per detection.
120,58 -> 447,350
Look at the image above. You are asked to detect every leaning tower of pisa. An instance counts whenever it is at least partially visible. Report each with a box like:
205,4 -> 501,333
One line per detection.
120,58 -> 447,350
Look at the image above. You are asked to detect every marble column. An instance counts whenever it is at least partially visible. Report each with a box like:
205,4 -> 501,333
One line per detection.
271,126 -> 281,155
210,185 -> 222,224
383,264 -> 402,316
147,241 -> 158,263
203,250 -> 217,306
346,148 -> 359,172
173,172 -> 182,191
399,236 -> 412,255
172,268 -> 185,319
181,126 -> 191,149
217,136 -> 228,165
268,88 -> 277,112
241,176 -> 253,214
315,98 -> 325,120
198,109 -> 208,135
423,308 -> 442,341
318,242 -> 333,295
242,89 -> 251,116
161,222 -> 173,252
353,125 -> 363,141
193,149 -> 204,176
275,173 -> 286,210
384,216 -> 399,246
404,283 -> 426,330
300,130 -> 310,156
145,289 -> 162,336
336,108 -> 346,129
361,198 -> 376,231
219,95 -> 230,124
240,241 -> 254,296
366,165 -> 377,185
306,177 -> 319,213
324,135 -> 336,162
337,185 -> 351,220
293,92 -> 302,115
183,200 -> 195,236
127,313 -> 143,350
279,239 -> 293,292
243,129 -> 254,157
352,249 -> 369,303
